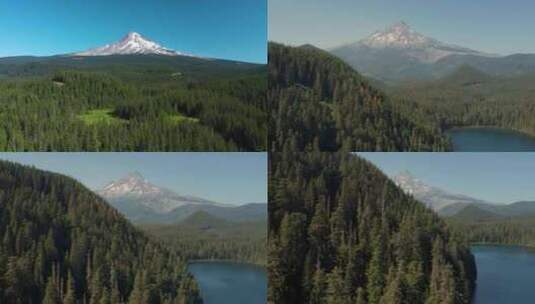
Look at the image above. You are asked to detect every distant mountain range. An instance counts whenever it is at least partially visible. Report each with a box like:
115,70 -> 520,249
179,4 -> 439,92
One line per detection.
392,170 -> 535,221
98,172 -> 266,224
329,22 -> 535,82
73,32 -> 191,57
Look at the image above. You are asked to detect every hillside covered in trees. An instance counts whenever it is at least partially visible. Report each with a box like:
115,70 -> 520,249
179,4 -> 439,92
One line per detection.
445,202 -> 535,248
0,55 -> 266,151
390,66 -> 535,137
140,210 -> 267,265
0,161 -> 203,303
268,43 -> 449,152
268,152 -> 476,304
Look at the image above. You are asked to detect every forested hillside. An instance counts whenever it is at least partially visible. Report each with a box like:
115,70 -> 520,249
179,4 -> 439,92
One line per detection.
446,202 -> 535,248
448,217 -> 535,248
390,67 -> 535,137
141,211 -> 267,265
0,55 -> 266,151
268,42 -> 449,152
0,161 -> 202,303
268,152 -> 476,304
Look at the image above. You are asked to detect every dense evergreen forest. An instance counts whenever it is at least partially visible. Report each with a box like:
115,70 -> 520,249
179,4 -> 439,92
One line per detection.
390,66 -> 535,137
0,55 -> 266,151
447,216 -> 535,248
0,161 -> 203,303
268,152 -> 476,304
268,43 -> 450,152
140,211 -> 267,265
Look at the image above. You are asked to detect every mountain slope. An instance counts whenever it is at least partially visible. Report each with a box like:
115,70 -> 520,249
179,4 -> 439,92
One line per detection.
329,22 -> 535,82
0,161 -> 202,303
99,172 -> 219,214
73,32 -> 187,57
100,172 -> 266,224
141,211 -> 267,265
269,42 -> 449,151
441,200 -> 535,218
268,152 -> 476,304
330,22 -> 489,81
393,170 -> 491,211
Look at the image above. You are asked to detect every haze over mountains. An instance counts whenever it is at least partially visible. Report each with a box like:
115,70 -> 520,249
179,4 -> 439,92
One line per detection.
98,172 -> 267,224
392,171 -> 535,220
329,22 -> 535,82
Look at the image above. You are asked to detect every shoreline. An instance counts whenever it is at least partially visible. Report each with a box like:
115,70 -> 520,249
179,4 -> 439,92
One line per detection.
188,259 -> 266,268
445,125 -> 535,139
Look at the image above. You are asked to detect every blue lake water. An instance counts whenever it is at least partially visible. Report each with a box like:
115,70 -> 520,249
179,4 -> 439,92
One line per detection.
188,261 -> 267,304
446,127 -> 535,151
472,245 -> 535,303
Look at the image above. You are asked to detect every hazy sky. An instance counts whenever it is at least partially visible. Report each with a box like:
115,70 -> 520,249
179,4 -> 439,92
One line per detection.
0,0 -> 267,63
358,153 -> 535,204
270,0 -> 535,54
0,153 -> 267,206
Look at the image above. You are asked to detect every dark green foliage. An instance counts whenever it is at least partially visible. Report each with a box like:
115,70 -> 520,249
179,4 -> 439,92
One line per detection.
391,69 -> 535,137
140,211 -> 267,265
447,216 -> 535,247
268,42 -> 449,152
268,152 -> 476,304
0,161 -> 202,303
0,56 -> 266,151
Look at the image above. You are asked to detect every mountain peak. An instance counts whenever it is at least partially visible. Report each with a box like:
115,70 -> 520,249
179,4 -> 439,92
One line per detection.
388,21 -> 411,33
393,170 -> 431,196
101,171 -> 161,198
363,21 -> 430,49
73,32 -> 187,57
126,31 -> 141,39
125,171 -> 144,181
98,173 -> 221,214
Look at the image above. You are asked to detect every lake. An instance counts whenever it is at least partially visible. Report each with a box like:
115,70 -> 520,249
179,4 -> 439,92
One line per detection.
472,245 -> 535,303
446,127 -> 535,151
188,261 -> 267,304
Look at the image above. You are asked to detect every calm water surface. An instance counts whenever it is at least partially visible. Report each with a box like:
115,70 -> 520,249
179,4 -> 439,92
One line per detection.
188,261 -> 267,304
472,245 -> 535,303
446,127 -> 535,151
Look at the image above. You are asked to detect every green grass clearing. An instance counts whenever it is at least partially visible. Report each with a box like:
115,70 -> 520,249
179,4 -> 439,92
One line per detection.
167,113 -> 200,124
78,109 -> 127,126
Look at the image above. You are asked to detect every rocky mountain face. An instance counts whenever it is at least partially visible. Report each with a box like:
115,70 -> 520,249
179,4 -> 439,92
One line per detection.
393,170 -> 490,211
98,172 -> 266,224
73,32 -> 187,56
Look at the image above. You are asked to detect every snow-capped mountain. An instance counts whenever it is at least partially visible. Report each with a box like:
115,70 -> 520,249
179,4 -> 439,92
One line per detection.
73,32 -> 186,57
357,21 -> 484,63
330,22 -> 495,81
393,170 -> 490,211
98,172 -> 266,224
98,172 -> 218,214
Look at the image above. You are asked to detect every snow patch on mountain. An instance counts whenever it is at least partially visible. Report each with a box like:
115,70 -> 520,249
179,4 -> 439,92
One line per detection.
73,32 -> 189,57
393,170 -> 491,211
350,21 -> 489,63
98,172 -> 221,213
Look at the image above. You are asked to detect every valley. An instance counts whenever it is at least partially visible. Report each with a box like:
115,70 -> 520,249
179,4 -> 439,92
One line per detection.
97,171 -> 267,265
0,153 -> 267,303
358,153 -> 535,304
0,32 -> 267,152
269,21 -> 535,151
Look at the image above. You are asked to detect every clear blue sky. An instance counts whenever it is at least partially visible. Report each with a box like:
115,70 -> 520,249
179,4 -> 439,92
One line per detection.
358,153 -> 535,204
0,0 -> 267,63
0,153 -> 267,205
270,0 -> 535,54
